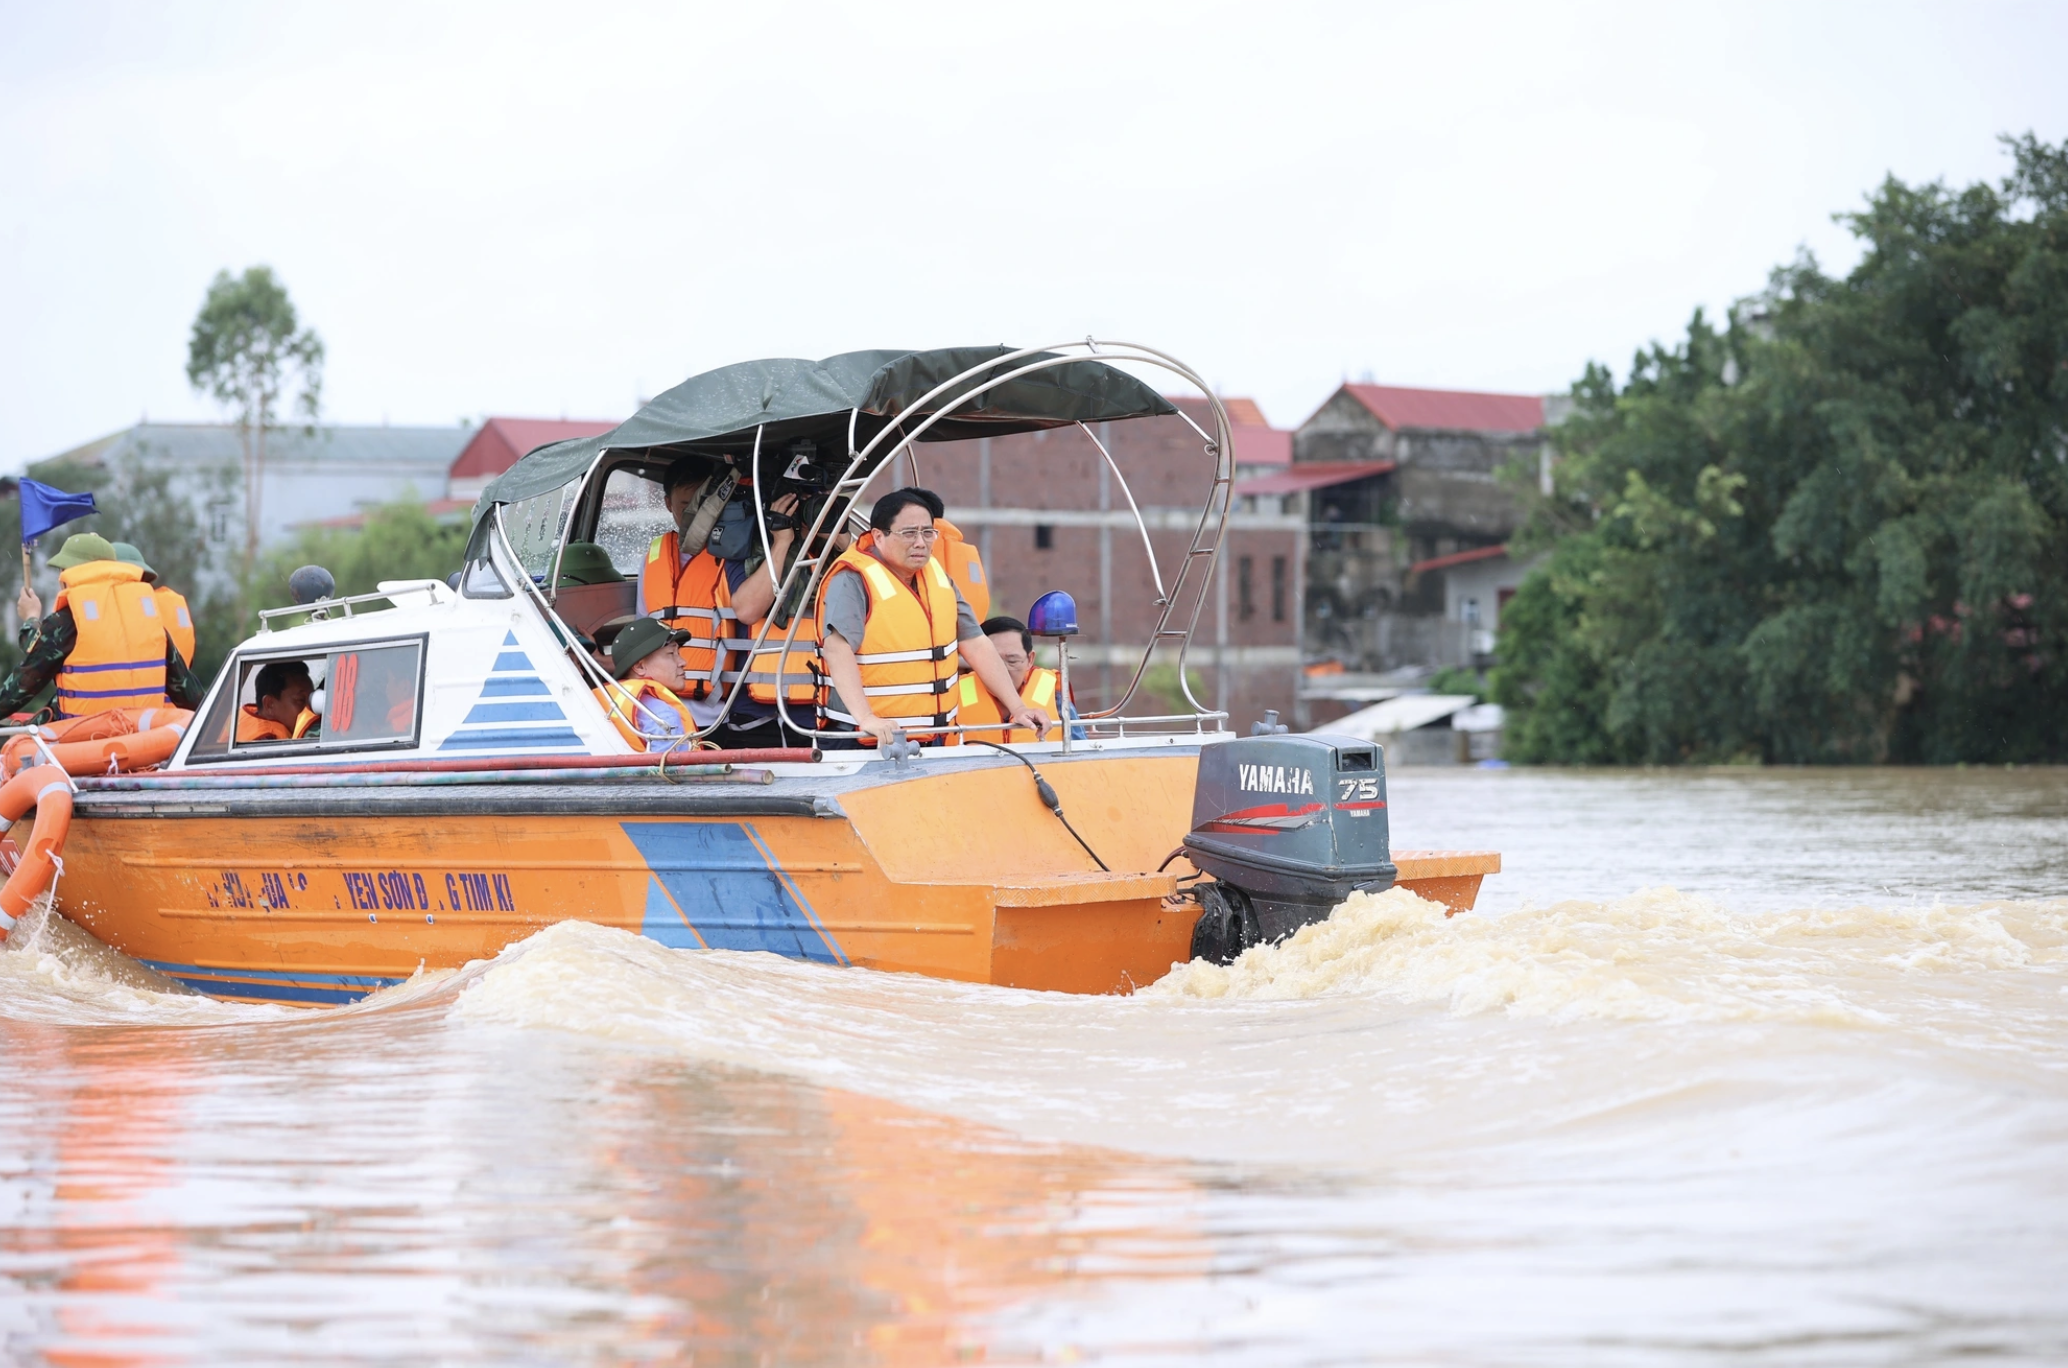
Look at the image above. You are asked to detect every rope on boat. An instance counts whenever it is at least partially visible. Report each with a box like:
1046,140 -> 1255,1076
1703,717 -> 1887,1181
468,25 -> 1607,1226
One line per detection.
963,738 -> 1110,872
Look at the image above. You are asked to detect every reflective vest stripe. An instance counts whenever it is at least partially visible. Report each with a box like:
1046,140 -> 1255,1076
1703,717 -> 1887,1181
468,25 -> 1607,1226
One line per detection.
59,682 -> 169,700
54,657 -> 166,674
854,642 -> 959,666
861,680 -> 956,698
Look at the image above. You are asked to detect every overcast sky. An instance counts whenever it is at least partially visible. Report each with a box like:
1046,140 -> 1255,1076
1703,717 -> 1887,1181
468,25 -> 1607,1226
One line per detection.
1,1 -> 2063,470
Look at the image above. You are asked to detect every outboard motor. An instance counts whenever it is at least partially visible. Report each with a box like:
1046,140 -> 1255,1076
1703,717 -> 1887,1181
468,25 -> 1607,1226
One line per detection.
1182,732 -> 1394,963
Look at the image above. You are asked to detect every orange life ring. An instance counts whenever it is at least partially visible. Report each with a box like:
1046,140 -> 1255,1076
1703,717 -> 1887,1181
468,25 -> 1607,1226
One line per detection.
2,708 -> 193,779
0,765 -> 73,938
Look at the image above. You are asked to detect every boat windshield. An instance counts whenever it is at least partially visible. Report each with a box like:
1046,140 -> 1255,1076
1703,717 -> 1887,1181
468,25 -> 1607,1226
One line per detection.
593,465 -> 675,578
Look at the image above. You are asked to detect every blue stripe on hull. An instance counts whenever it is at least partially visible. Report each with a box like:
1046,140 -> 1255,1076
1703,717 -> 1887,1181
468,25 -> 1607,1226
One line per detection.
140,958 -> 404,1006
622,821 -> 842,964
167,976 -> 373,1005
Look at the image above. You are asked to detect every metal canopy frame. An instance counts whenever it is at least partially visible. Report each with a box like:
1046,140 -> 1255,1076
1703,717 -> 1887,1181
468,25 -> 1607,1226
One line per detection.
498,339 -> 1236,750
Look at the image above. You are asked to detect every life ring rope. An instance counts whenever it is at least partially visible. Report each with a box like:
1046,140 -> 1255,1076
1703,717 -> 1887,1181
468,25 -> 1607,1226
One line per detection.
0,768 -> 73,936
0,707 -> 191,940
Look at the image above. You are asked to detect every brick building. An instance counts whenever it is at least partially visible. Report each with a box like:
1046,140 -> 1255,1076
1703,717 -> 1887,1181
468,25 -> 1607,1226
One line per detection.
913,398 -> 1302,730
1238,384 -> 1560,725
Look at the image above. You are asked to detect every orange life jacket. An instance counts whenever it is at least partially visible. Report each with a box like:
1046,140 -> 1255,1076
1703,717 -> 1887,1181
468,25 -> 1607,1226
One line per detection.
52,561 -> 169,718
639,533 -> 734,698
237,704 -> 318,742
155,586 -> 195,665
931,518 -> 989,621
815,544 -> 960,739
592,677 -> 698,752
717,568 -> 821,707
957,665 -> 1058,743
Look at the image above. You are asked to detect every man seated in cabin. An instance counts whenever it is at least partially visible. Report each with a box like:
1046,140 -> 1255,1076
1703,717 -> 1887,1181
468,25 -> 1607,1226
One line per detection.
815,488 -> 1048,749
591,617 -> 700,751
955,616 -> 1062,743
237,661 -> 319,742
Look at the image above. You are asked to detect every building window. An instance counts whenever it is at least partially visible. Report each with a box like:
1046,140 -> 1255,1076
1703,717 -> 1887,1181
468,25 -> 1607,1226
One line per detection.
1237,556 -> 1255,621
1271,556 -> 1288,622
207,498 -> 235,543
1033,523 -> 1054,551
1462,597 -> 1481,627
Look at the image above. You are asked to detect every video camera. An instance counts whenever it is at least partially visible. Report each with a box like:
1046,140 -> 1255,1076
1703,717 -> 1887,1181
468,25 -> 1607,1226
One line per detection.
700,439 -> 845,563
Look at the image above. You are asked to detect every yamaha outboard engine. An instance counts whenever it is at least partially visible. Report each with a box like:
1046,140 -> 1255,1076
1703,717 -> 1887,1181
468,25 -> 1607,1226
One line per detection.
1183,732 -> 1394,963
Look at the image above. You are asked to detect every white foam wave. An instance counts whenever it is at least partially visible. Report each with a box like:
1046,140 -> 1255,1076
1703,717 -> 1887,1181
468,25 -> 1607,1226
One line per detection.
0,898 -> 277,1024
1146,885 -> 2068,1035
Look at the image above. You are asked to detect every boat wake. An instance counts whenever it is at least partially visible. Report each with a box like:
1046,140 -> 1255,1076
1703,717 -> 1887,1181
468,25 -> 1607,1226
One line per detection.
6,885 -> 2065,1168
1146,884 -> 2068,1035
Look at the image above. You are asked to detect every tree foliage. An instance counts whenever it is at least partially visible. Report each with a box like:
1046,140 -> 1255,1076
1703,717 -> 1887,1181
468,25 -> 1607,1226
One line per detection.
1495,135 -> 2068,764
185,266 -> 324,574
250,499 -> 470,615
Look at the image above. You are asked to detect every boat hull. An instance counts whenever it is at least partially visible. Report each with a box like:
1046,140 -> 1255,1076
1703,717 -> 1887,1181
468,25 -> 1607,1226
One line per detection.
38,750 -> 1496,1004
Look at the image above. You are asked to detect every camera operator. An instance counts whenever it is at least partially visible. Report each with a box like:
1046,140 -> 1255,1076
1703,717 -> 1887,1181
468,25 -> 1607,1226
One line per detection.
711,447 -> 837,749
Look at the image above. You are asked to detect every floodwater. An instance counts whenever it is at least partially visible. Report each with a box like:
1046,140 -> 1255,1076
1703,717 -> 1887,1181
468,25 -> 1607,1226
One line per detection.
2,767 -> 2065,1365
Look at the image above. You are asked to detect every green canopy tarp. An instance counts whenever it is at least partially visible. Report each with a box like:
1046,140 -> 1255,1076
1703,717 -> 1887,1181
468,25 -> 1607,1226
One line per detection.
476,345 -> 1175,513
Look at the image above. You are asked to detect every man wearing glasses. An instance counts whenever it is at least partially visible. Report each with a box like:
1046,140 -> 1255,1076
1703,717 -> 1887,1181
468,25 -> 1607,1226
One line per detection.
815,488 -> 1047,748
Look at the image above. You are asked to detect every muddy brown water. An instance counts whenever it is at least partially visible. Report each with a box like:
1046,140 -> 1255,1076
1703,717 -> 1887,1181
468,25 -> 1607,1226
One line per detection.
2,765 -> 2064,1364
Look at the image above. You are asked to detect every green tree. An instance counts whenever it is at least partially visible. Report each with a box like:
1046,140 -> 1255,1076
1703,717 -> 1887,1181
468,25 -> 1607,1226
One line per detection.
185,266 -> 325,578
249,498 -> 469,616
1495,134 -> 2068,764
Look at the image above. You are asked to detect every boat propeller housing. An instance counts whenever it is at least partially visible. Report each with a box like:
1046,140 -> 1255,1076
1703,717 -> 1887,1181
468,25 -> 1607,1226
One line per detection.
1182,733 -> 1396,964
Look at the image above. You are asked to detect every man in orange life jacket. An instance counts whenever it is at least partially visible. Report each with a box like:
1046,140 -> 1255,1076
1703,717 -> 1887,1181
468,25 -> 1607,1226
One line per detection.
237,660 -> 319,741
2,533 -> 205,723
956,615 -> 1063,743
816,488 -> 1048,748
591,616 -> 700,751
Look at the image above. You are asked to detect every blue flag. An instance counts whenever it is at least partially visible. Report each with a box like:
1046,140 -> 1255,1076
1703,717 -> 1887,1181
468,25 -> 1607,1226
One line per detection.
19,479 -> 97,545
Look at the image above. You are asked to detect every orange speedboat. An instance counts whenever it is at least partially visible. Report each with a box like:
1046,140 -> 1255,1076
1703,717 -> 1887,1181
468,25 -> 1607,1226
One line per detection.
19,343 -> 1497,1004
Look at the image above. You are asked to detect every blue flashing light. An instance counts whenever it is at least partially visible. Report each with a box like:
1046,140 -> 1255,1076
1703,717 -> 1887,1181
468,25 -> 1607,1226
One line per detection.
1027,590 -> 1080,638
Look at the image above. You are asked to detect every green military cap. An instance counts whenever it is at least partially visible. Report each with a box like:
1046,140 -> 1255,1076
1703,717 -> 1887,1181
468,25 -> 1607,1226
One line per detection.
47,533 -> 116,569
111,541 -> 160,584
554,541 -> 625,587
609,616 -> 689,679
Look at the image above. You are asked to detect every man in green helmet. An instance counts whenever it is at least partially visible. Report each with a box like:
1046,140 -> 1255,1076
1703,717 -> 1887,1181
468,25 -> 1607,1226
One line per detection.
1,533 -> 205,722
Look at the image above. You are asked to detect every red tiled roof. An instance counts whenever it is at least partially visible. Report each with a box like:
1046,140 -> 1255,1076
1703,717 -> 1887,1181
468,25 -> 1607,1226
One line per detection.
1221,397 -> 1268,427
1168,395 -> 1290,466
448,417 -> 618,480
1344,385 -> 1543,434
1236,461 -> 1395,496
1409,543 -> 1509,575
